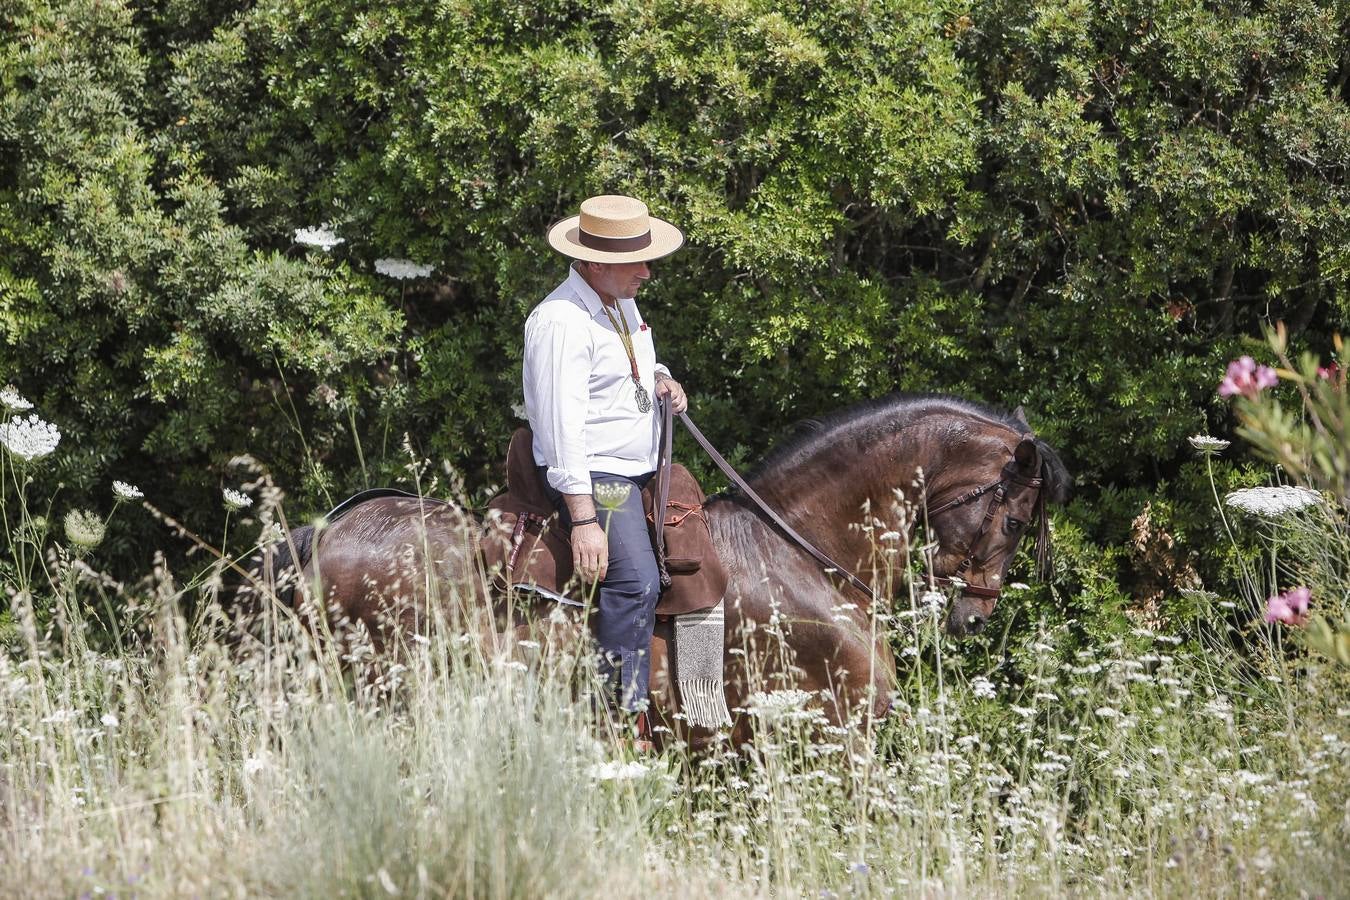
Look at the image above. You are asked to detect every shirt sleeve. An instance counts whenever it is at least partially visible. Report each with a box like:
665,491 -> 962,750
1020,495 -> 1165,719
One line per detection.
654,362 -> 672,379
523,313 -> 593,495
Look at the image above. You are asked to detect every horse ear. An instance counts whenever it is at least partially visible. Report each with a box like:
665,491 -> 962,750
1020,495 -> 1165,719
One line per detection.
1014,434 -> 1040,472
1012,406 -> 1031,428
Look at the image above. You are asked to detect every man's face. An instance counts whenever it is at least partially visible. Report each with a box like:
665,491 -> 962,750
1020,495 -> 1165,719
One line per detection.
582,260 -> 651,302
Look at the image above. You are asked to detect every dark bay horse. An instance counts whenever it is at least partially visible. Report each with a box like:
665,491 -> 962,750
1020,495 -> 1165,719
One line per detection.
246,395 -> 1069,747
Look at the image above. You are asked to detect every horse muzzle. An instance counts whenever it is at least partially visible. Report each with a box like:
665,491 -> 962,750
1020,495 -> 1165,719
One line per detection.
941,583 -> 999,637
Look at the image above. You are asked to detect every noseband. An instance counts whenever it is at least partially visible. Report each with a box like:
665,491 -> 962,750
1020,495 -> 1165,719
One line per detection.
925,468 -> 1044,601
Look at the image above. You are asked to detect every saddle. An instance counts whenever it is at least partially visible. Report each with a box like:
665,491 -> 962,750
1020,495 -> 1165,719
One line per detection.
481,423 -> 728,616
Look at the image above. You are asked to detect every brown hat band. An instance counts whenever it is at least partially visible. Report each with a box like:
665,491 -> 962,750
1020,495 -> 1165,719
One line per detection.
577,229 -> 652,253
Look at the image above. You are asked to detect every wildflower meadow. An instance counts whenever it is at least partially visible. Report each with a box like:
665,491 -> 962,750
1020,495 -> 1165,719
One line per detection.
4,1 -> 1350,897
2,354 -> 1349,897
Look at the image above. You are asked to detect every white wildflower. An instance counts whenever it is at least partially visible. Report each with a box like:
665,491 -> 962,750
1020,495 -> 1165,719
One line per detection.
0,413 -> 61,462
879,530 -> 902,542
112,480 -> 144,501
0,386 -> 33,412
1224,486 -> 1321,517
746,689 -> 814,720
63,510 -> 105,549
1094,706 -> 1120,719
587,759 -> 650,781
374,258 -> 434,280
294,225 -> 344,251
243,755 -> 267,777
593,481 -> 633,510
100,713 -> 119,728
1188,435 -> 1231,454
917,590 -> 946,619
222,488 -> 253,511
970,676 -> 997,700
511,401 -> 528,420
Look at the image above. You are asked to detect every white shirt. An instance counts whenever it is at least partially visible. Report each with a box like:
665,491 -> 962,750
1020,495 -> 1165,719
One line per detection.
523,265 -> 671,495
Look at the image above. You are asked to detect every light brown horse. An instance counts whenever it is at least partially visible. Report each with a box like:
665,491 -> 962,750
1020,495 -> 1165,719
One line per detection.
243,395 -> 1069,748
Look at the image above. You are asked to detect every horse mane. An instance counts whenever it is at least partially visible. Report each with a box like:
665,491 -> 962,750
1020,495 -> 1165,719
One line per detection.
749,394 -> 1066,490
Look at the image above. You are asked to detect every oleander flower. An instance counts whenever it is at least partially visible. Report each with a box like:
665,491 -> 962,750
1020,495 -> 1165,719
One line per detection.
1218,356 -> 1278,400
374,258 -> 434,280
1224,486 -> 1321,518
112,480 -> 143,501
0,414 -> 61,462
222,488 -> 253,511
1265,587 -> 1311,627
1188,435 -> 1231,454
0,386 -> 33,412
63,510 -> 105,549
293,225 -> 344,251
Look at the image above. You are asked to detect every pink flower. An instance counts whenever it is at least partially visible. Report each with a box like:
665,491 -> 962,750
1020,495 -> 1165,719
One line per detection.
1219,356 -> 1279,399
1317,362 -> 1339,380
1264,586 -> 1311,627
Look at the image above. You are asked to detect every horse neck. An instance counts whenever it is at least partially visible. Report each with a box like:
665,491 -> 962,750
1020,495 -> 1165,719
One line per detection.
745,410 -> 1013,577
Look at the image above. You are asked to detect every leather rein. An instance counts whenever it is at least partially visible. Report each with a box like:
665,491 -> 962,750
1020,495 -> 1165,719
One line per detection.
674,406 -> 1042,604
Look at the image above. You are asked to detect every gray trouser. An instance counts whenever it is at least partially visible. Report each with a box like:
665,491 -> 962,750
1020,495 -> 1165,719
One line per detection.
544,470 -> 659,713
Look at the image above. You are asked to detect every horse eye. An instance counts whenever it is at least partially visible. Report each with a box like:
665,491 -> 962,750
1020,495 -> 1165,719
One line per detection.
1005,518 -> 1025,534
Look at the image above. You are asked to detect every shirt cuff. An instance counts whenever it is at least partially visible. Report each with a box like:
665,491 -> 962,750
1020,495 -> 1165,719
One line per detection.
655,364 -> 672,380
545,466 -> 591,496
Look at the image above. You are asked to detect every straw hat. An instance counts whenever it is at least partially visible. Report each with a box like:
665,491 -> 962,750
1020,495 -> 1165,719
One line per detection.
547,195 -> 685,263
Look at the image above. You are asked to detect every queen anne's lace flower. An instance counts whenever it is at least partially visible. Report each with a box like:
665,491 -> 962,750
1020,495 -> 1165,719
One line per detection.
222,488 -> 253,511
593,481 -> 633,510
63,510 -> 105,549
917,589 -> 946,619
294,225 -> 344,251
586,760 -> 650,781
112,480 -> 144,501
374,258 -> 434,280
1224,486 -> 1321,517
0,386 -> 33,412
1188,435 -> 1231,453
0,414 -> 61,461
746,689 -> 814,720
970,676 -> 997,700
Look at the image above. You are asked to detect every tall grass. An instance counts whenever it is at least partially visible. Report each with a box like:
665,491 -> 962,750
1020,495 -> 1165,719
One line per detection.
1,420 -> 1347,896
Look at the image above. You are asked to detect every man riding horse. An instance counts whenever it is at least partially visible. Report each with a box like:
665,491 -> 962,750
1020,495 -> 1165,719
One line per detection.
524,194 -> 688,723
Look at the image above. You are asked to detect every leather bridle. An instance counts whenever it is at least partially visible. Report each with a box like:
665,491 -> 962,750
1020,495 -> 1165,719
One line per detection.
924,467 -> 1044,601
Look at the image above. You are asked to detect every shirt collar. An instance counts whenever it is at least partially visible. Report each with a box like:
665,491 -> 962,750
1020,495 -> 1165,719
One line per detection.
567,263 -> 607,318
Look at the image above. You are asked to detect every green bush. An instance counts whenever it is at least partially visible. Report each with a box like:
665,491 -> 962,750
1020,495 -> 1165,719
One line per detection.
3,0 -> 1348,620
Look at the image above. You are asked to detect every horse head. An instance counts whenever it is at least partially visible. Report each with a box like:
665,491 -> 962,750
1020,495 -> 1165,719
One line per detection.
924,410 -> 1070,637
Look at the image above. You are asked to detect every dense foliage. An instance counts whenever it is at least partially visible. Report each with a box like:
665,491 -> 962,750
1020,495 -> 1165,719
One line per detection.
3,0 -> 1349,621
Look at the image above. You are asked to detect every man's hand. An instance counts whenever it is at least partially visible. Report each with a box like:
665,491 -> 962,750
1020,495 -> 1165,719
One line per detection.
654,374 -> 688,414
571,522 -> 608,585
